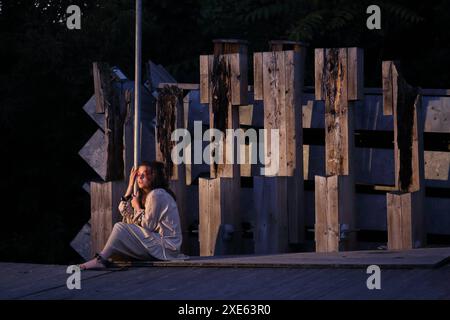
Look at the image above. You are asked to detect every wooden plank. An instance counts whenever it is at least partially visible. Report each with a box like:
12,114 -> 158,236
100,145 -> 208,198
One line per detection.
261,51 -> 291,176
382,61 -> 394,116
387,191 -> 424,250
199,55 -> 210,104
347,48 -> 364,101
389,61 -> 424,193
285,51 -> 296,175
315,175 -> 355,252
209,54 -> 240,179
90,180 -> 126,256
314,175 -> 328,252
314,49 -> 325,100
230,53 -> 248,105
93,62 -> 107,113
104,80 -> 126,181
254,177 -> 289,253
199,177 -> 241,256
158,83 -> 200,90
155,85 -> 184,180
287,50 -> 305,243
253,52 -> 264,100
323,48 -> 351,176
198,178 -> 209,255
326,175 -> 340,252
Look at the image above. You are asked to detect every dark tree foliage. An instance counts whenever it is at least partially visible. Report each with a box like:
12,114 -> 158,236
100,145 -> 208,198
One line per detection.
1,0 -> 449,264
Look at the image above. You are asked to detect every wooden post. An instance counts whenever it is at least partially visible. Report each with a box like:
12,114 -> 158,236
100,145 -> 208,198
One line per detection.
384,61 -> 425,250
84,63 -> 128,181
314,175 -> 354,252
198,39 -> 248,256
199,176 -> 240,255
253,40 -> 306,253
155,85 -> 189,254
90,180 -> 126,256
314,48 -> 363,252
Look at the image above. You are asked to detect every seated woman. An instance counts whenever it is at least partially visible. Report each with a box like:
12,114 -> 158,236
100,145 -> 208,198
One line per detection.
80,160 -> 183,270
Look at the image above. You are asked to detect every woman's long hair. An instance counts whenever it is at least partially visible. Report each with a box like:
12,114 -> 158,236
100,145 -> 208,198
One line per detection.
138,160 -> 176,205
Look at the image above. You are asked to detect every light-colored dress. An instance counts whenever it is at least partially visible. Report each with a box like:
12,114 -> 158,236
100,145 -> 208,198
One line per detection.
115,188 -> 183,261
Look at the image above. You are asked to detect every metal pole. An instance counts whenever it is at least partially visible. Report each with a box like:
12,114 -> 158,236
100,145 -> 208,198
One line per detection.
134,0 -> 142,194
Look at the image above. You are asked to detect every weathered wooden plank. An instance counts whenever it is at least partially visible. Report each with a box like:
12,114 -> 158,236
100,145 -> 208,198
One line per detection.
388,61 -> 424,193
93,62 -> 109,114
155,85 -> 184,180
253,52 -> 264,100
199,55 -> 210,104
314,49 -> 325,100
198,177 -> 240,256
104,81 -> 126,181
382,61 -> 394,116
213,39 -> 248,55
387,191 -> 425,250
326,175 -> 340,252
314,175 -> 328,252
254,177 -> 289,253
323,48 -> 351,176
90,180 -> 126,256
230,53 -> 248,105
261,51 -> 291,176
347,48 -> 364,101
209,54 -> 241,179
314,175 -> 355,252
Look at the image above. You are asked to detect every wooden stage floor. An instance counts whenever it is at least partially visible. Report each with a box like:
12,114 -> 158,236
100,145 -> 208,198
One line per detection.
1,247 -> 449,300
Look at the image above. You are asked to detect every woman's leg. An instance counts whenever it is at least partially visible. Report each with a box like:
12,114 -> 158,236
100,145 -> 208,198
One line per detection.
100,222 -> 152,260
80,222 -> 152,269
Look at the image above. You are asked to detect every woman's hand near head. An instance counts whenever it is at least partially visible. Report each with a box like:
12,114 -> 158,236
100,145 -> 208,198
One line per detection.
125,167 -> 138,197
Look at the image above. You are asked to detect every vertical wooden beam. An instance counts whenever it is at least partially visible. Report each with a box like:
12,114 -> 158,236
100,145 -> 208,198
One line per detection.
387,191 -> 425,249
314,47 -> 363,252
90,180 -> 126,256
104,79 -> 126,181
382,61 -> 395,116
314,175 -> 355,252
253,52 -> 263,101
254,176 -> 288,253
198,39 -> 248,256
199,177 -> 240,256
384,61 -> 425,250
253,42 -> 307,251
199,55 -> 211,104
155,85 -> 189,254
93,62 -> 109,114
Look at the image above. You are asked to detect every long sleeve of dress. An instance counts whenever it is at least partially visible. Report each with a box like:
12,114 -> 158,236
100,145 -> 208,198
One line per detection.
140,191 -> 164,232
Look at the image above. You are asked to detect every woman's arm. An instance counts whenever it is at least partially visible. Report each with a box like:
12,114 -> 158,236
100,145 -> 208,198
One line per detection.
138,191 -> 165,231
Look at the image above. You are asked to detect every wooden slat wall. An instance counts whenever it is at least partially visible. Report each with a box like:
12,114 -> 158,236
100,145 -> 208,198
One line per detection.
90,180 -> 126,256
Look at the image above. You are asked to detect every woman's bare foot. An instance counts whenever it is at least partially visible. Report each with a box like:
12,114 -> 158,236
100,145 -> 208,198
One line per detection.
79,257 -> 106,270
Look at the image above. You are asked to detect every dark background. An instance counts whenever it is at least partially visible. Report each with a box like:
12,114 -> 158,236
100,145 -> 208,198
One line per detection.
1,0 -> 449,264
